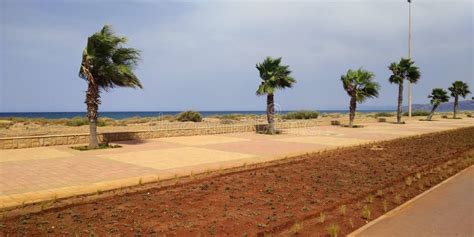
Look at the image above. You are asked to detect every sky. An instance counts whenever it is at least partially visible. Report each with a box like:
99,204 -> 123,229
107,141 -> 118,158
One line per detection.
0,0 -> 472,112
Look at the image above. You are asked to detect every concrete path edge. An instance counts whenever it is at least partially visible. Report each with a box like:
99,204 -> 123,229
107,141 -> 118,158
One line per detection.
347,164 -> 474,237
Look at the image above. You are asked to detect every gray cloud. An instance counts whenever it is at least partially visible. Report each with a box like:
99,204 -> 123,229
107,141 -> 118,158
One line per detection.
1,0 -> 472,112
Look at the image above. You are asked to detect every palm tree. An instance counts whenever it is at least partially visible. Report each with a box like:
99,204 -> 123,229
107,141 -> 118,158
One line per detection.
341,68 -> 380,127
426,88 -> 449,121
388,58 -> 420,123
79,25 -> 142,148
256,57 -> 296,134
448,81 -> 471,118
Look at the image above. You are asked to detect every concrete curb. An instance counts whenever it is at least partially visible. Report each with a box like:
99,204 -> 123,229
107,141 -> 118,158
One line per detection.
347,165 -> 473,237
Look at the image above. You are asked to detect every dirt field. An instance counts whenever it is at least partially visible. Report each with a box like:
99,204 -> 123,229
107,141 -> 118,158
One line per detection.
1,127 -> 473,236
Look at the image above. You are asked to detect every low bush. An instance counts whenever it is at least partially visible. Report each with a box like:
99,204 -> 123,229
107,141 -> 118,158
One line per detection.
65,117 -> 107,127
282,110 -> 319,120
374,112 -> 394,117
176,111 -> 202,122
65,117 -> 89,126
378,118 -> 387,123
0,120 -> 13,129
403,110 -> 430,116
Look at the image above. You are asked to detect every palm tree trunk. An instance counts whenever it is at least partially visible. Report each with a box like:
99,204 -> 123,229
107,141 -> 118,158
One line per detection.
266,93 -> 276,135
396,82 -> 404,124
453,95 -> 458,119
349,95 -> 357,127
86,82 -> 100,149
427,104 -> 438,121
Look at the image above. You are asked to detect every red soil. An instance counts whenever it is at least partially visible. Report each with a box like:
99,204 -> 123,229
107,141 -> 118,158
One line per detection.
1,127 -> 473,236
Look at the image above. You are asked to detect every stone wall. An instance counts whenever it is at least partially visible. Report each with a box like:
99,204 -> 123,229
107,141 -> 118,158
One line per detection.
0,120 -> 319,149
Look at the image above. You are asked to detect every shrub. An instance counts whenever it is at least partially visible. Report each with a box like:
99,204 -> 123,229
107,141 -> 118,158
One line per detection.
326,224 -> 340,237
217,114 -> 244,120
282,110 -> 319,120
331,120 -> 341,126
65,117 -> 89,126
65,117 -> 108,127
378,118 -> 387,123
374,112 -> 394,117
157,115 -> 176,121
404,110 -> 430,116
290,223 -> 302,234
0,120 -> 13,129
361,205 -> 371,220
176,111 -> 202,122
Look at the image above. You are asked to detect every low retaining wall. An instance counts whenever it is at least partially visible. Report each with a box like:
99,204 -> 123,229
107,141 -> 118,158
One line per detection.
0,120 -> 319,149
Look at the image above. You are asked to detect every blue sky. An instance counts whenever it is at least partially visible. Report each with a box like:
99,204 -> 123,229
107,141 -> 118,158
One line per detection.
0,0 -> 472,112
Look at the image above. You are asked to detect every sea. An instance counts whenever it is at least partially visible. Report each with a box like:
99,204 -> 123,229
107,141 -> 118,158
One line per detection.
0,110 -> 393,120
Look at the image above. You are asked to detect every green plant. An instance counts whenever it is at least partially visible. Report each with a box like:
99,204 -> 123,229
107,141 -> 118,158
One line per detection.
448,81 -> 471,118
404,110 -> 430,116
290,223 -> 302,234
415,172 -> 421,179
319,212 -> 326,223
326,224 -> 340,237
374,112 -> 394,117
361,205 -> 371,220
79,25 -> 143,148
256,56 -> 296,134
426,88 -> 450,121
382,199 -> 389,213
394,194 -> 402,205
65,117 -> 89,126
341,68 -> 380,127
367,195 -> 374,203
339,205 -> 347,216
388,58 -> 421,123
282,110 -> 319,120
176,111 -> 202,122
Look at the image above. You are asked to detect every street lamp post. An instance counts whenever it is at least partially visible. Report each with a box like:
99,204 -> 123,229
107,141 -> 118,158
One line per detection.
408,0 -> 413,118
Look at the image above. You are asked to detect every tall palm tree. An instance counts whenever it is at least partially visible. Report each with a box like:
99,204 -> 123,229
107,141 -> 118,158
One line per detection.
388,58 -> 420,123
448,81 -> 471,118
341,68 -> 380,127
256,57 -> 296,134
426,88 -> 449,121
79,25 -> 142,148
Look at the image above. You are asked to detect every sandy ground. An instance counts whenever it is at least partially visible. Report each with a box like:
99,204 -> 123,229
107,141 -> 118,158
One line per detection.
0,113 -> 465,138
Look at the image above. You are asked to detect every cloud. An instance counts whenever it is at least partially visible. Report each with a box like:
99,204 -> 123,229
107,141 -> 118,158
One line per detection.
0,0 -> 472,111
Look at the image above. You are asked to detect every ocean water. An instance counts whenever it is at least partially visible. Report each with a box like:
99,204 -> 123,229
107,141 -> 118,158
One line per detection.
0,110 -> 393,120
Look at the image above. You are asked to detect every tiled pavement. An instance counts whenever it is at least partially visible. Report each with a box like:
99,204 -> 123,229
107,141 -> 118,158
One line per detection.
0,119 -> 473,209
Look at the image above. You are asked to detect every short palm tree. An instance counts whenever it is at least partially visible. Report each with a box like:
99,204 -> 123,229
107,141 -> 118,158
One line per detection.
448,81 -> 471,118
341,68 -> 380,127
388,58 -> 420,123
426,88 -> 449,121
79,25 -> 142,148
256,57 -> 296,134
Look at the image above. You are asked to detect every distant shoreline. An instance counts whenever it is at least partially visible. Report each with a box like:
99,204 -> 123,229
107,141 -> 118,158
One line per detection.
0,110 -> 398,119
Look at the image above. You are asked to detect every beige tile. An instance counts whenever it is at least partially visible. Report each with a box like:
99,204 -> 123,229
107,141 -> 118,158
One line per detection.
100,147 -> 255,170
156,135 -> 250,146
0,147 -> 73,163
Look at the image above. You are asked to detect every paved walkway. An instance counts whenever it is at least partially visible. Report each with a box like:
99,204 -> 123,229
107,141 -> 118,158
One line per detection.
0,119 -> 473,209
350,166 -> 474,237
